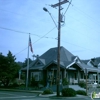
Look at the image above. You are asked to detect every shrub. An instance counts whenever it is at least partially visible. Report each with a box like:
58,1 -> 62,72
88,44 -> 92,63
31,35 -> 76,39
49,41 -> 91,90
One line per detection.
42,88 -> 53,95
76,90 -> 87,95
30,77 -> 38,87
92,92 -> 96,98
39,79 -> 44,86
97,85 -> 100,88
62,88 -> 76,97
62,78 -> 69,85
78,81 -> 86,88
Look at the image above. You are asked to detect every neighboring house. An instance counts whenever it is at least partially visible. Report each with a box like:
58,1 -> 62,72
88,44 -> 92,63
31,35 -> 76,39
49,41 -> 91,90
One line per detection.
21,46 -> 100,86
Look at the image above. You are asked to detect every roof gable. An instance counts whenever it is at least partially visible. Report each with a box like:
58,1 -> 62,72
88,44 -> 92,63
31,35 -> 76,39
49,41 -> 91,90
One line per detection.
60,47 -> 74,62
40,46 -> 75,67
33,58 -> 45,66
40,47 -> 57,65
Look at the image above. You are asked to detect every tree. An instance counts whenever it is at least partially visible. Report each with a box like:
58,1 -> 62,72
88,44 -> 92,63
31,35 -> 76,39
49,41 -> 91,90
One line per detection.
22,58 -> 33,68
0,51 -> 20,87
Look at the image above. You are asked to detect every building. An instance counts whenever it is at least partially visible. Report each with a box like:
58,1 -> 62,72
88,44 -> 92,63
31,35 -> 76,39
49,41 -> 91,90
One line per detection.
21,46 -> 100,86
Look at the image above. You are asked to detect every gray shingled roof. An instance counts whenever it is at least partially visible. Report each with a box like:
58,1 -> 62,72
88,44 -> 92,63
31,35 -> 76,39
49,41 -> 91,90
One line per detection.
91,57 -> 100,66
82,57 -> 100,67
39,46 -> 75,68
21,46 -> 100,72
21,46 -> 75,70
77,62 -> 100,72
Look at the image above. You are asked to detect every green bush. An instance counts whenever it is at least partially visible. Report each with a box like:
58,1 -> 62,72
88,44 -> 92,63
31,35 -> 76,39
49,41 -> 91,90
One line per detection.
62,78 -> 69,85
78,81 -> 86,88
9,82 -> 19,88
62,88 -> 76,97
92,92 -> 96,98
30,77 -> 38,87
76,90 -> 87,95
97,85 -> 100,88
42,88 -> 53,95
39,79 -> 44,86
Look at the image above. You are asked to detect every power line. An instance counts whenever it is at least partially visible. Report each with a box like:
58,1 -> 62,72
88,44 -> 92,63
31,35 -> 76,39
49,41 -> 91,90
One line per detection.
0,8 -> 34,18
63,0 -> 72,15
0,26 -> 29,34
63,2 -> 100,39
0,26 -> 56,39
15,27 -> 56,56
72,5 -> 100,27
65,12 -> 100,36
1,24 -> 100,56
65,25 -> 100,43
61,40 -> 100,54
14,27 -> 100,56
11,23 -> 100,56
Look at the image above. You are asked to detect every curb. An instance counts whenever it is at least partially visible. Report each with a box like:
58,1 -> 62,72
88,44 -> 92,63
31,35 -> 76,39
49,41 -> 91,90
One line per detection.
0,88 -> 42,93
39,93 -> 56,97
39,93 -> 90,99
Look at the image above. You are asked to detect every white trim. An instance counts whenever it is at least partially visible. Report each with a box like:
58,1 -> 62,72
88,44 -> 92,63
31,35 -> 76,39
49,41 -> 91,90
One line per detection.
66,62 -> 75,68
74,56 -> 81,63
74,56 -> 78,62
87,60 -> 94,67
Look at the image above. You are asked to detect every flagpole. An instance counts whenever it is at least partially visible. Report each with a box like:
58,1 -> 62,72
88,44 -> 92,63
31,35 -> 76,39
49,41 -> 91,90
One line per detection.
26,33 -> 30,89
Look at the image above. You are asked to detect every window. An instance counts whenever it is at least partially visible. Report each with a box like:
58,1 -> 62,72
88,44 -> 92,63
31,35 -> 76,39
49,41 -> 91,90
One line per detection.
31,72 -> 40,81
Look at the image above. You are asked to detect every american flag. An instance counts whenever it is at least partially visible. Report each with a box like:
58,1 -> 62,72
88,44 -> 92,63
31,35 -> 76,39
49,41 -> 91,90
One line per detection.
29,36 -> 33,53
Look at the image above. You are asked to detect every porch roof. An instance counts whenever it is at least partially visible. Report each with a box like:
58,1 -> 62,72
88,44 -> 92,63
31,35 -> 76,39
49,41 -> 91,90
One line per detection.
77,63 -> 100,72
43,60 -> 65,69
30,65 -> 44,70
66,61 -> 100,73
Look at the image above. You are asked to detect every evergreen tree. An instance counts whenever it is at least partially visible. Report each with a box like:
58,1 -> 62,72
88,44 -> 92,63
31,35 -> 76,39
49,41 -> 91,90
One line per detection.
0,51 -> 20,87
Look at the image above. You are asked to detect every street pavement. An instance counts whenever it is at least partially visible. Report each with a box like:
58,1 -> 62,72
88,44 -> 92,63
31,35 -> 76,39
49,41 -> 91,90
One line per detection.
0,90 -> 92,100
0,85 -> 100,100
0,91 -> 37,100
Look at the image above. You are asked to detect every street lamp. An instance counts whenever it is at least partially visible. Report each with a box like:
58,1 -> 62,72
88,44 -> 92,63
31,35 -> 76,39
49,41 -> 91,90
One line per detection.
43,7 -> 58,28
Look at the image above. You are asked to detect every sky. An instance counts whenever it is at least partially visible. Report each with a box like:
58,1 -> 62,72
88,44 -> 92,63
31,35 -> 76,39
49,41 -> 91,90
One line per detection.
0,0 -> 100,62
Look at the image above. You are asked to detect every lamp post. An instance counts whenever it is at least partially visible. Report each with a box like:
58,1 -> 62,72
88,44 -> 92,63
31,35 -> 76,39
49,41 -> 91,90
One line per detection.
43,7 -> 58,28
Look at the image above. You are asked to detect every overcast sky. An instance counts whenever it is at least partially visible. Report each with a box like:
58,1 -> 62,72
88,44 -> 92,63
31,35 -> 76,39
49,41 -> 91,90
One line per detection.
0,0 -> 100,62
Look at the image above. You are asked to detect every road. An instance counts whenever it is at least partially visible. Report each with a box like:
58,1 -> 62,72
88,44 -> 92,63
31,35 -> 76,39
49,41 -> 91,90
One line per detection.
0,91 -> 38,100
0,91 -> 93,100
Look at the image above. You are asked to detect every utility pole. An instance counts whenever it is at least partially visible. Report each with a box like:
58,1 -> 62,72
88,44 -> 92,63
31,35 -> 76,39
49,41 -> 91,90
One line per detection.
85,68 -> 88,95
51,0 -> 69,96
57,0 -> 61,96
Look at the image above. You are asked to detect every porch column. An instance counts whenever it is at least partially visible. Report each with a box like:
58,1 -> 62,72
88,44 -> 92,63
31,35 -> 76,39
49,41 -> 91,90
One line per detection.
78,70 -> 80,83
47,69 -> 48,78
19,70 -> 21,80
97,72 -> 99,84
66,70 -> 69,82
64,69 -> 66,78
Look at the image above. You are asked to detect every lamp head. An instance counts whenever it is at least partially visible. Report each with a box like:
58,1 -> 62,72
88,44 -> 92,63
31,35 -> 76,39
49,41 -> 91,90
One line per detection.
43,7 -> 48,12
